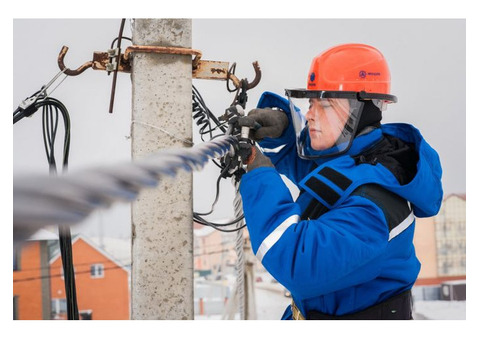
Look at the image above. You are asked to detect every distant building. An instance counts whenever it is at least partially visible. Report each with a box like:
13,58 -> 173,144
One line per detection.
49,235 -> 130,320
435,194 -> 466,276
414,194 -> 466,286
414,217 -> 438,279
13,232 -> 130,320
13,230 -> 57,320
193,222 -> 237,278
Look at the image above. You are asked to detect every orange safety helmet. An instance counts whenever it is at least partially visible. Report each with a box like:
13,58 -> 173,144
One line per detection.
285,43 -> 397,159
307,43 -> 396,103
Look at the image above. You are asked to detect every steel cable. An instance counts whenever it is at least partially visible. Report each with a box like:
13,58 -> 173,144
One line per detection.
13,135 -> 237,238
232,180 -> 245,319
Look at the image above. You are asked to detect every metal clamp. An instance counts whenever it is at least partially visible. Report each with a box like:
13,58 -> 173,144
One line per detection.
57,44 -> 261,90
106,48 -> 120,72
56,43 -> 262,114
123,45 -> 202,69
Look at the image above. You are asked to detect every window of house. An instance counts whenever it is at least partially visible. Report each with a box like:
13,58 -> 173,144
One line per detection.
51,298 -> 67,320
90,264 -> 104,278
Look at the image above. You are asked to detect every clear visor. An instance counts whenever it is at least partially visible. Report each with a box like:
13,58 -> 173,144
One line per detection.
286,90 -> 365,159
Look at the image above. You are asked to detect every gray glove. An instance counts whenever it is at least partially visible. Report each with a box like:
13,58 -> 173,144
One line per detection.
246,146 -> 274,172
247,108 -> 289,141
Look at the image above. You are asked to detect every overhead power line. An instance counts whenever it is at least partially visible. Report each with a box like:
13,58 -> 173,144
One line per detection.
13,264 -> 128,284
13,135 -> 236,239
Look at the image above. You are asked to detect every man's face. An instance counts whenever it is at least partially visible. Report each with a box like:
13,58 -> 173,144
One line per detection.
305,98 -> 350,150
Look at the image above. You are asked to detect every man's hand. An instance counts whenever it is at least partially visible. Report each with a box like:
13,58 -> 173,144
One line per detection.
247,108 -> 289,141
244,146 -> 273,172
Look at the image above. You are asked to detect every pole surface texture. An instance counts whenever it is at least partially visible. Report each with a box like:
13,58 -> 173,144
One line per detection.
131,19 -> 193,320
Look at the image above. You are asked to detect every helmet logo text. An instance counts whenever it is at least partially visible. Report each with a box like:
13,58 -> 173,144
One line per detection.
359,70 -> 381,78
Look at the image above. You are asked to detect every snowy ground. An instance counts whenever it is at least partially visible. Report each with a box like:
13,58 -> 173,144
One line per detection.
195,280 -> 466,320
254,284 -> 467,320
413,300 -> 466,320
255,283 -> 292,320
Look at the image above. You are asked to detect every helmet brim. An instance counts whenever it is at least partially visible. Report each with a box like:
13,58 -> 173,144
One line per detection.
285,89 -> 397,103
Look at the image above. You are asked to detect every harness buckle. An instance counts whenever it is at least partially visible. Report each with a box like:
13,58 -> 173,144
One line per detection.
291,300 -> 306,320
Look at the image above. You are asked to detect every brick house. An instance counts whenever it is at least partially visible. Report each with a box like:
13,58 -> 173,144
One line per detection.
13,230 -> 57,320
49,235 -> 130,320
13,232 -> 130,320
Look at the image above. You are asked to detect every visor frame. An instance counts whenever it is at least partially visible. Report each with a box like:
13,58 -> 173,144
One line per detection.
285,89 -> 397,103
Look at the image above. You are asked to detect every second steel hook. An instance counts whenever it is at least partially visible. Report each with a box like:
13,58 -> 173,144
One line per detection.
57,46 -> 94,76
227,61 -> 262,91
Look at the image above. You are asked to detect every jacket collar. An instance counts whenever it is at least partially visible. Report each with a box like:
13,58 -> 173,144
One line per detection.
313,128 -> 383,166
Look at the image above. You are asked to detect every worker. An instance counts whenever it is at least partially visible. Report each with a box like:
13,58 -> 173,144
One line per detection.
239,43 -> 443,319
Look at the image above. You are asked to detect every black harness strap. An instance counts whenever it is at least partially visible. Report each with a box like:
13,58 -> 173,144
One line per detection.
304,176 -> 340,206
300,165 -> 353,220
301,165 -> 354,211
301,199 -> 329,220
318,167 -> 352,191
352,184 -> 411,233
307,289 -> 413,320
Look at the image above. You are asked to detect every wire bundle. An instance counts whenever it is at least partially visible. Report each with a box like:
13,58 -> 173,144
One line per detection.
191,85 -> 247,232
14,93 -> 79,320
192,85 -> 227,142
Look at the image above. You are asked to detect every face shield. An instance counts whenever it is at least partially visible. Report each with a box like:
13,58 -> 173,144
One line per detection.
285,89 -> 366,159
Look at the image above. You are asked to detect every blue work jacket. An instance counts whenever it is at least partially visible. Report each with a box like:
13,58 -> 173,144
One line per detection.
239,92 -> 443,319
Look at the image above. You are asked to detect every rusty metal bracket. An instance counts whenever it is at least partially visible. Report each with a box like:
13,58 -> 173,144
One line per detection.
123,45 -> 203,69
92,51 -> 131,73
57,44 -> 262,101
192,60 -> 229,80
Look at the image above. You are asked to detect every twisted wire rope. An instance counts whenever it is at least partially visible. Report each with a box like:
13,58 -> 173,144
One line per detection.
232,180 -> 245,319
13,135 -> 236,233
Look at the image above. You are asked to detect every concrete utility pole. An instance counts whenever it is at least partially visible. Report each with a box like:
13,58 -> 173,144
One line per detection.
131,19 -> 193,320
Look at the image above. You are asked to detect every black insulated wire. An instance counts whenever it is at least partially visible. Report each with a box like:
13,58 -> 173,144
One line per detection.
193,214 -> 246,233
192,85 -> 227,141
195,174 -> 223,216
192,85 -> 247,233
41,97 -> 78,320
14,92 -> 78,320
192,85 -> 228,172
110,36 -> 132,49
193,167 -> 247,232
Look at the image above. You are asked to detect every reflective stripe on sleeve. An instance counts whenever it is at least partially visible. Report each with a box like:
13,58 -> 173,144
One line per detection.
388,211 -> 415,241
256,214 -> 300,262
260,144 -> 286,154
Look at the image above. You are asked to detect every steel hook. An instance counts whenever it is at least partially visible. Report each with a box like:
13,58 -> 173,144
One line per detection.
57,46 -> 94,76
246,61 -> 261,90
227,61 -> 262,91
